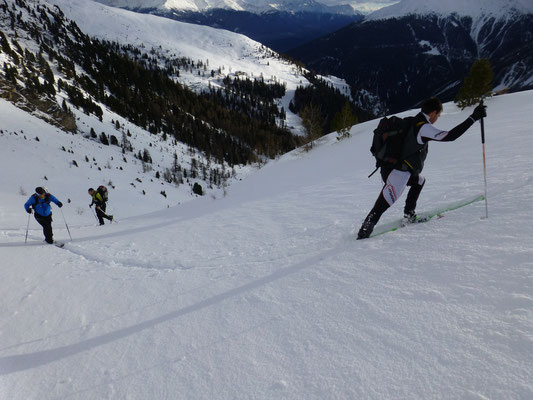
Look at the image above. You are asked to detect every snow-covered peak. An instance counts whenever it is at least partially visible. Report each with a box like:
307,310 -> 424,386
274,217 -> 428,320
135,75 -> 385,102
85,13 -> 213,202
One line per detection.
94,0 -> 246,12
366,0 -> 533,21
93,0 -> 363,14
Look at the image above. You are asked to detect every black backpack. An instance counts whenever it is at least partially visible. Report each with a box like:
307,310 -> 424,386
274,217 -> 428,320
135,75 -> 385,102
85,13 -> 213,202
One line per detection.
97,185 -> 108,201
368,116 -> 415,177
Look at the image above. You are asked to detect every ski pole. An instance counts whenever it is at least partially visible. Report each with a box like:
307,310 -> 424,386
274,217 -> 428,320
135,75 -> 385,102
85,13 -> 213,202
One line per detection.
25,211 -> 31,244
60,208 -> 73,241
90,205 -> 99,223
479,101 -> 489,219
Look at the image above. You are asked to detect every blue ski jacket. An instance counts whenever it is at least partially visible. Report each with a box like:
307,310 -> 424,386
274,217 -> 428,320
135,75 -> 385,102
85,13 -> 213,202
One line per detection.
24,193 -> 62,217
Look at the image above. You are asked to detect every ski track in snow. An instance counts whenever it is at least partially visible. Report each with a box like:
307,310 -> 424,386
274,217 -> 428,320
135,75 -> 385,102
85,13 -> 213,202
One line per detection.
0,243 -> 347,376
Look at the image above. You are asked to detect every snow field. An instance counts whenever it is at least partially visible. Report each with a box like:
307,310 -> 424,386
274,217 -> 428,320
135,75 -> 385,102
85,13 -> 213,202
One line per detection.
1,90 -> 533,398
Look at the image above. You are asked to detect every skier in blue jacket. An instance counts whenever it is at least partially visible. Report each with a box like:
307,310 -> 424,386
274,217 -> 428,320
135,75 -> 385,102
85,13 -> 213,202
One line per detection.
24,187 -> 63,244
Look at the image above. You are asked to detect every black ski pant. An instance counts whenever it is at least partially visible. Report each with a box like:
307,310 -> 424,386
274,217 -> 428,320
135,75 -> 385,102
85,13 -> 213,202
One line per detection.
404,175 -> 425,215
95,203 -> 111,225
34,213 -> 54,244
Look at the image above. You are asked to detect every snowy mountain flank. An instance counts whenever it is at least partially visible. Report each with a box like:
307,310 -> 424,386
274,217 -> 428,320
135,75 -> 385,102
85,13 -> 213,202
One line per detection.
48,0 -> 306,92
2,82 -> 533,397
366,0 -> 533,20
2,0 -> 353,200
0,0 -> 361,208
47,0 -> 354,129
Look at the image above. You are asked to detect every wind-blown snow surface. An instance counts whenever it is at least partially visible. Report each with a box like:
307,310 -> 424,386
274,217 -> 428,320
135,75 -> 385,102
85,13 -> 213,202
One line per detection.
1,91 -> 533,399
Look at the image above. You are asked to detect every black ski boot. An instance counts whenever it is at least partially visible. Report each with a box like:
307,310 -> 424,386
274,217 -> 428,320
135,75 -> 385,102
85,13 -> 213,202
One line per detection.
403,210 -> 418,224
357,193 -> 389,240
403,177 -> 425,221
357,212 -> 379,239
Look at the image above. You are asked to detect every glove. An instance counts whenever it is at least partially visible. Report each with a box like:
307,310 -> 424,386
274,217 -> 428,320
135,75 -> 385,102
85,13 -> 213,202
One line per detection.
57,202 -> 63,208
470,103 -> 487,121
26,208 -> 32,214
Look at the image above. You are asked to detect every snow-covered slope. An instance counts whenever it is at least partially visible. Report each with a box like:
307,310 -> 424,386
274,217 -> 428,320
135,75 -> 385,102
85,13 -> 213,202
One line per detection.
1,87 -> 533,398
0,96 -> 241,220
48,0 -> 303,84
367,0 -> 533,20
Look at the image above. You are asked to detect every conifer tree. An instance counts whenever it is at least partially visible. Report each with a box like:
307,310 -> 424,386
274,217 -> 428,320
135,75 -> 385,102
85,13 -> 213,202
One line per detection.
99,132 -> 109,145
172,152 -> 180,180
331,101 -> 358,140
455,59 -> 494,109
193,182 -> 203,196
300,104 -> 323,149
121,131 -> 130,154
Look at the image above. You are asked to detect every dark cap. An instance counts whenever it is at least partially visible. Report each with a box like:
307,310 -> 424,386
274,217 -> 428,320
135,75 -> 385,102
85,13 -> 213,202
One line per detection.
35,187 -> 46,195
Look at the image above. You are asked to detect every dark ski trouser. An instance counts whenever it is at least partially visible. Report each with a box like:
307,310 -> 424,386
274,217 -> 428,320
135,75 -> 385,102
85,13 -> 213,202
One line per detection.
34,213 -> 54,244
358,168 -> 425,239
358,192 -> 390,238
95,203 -> 112,225
403,174 -> 425,215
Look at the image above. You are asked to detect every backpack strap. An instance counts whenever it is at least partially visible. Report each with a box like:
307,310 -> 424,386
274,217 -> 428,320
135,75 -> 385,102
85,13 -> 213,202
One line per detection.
31,193 -> 51,208
93,192 -> 103,203
367,166 -> 379,178
400,120 -> 429,171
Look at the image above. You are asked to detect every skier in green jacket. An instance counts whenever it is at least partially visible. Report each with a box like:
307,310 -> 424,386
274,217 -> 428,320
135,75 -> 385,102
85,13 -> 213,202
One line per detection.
88,187 -> 113,225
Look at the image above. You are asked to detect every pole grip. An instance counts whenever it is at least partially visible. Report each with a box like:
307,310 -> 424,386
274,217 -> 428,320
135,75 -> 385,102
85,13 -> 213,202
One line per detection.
480,118 -> 485,143
479,100 -> 486,143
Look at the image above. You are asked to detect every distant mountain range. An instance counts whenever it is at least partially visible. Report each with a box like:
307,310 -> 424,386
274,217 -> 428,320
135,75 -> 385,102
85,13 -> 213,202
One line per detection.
93,0 -> 361,15
93,0 -> 363,52
288,0 -> 533,114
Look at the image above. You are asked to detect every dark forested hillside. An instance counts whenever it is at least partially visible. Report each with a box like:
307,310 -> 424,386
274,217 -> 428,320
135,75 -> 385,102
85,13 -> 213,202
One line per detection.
288,13 -> 533,115
289,72 -> 372,136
